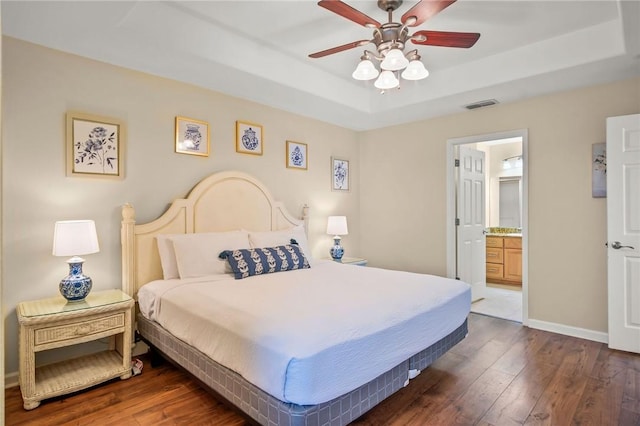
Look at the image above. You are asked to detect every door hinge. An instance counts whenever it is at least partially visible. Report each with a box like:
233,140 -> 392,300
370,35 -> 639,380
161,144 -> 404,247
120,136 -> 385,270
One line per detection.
455,159 -> 460,167
455,218 -> 460,226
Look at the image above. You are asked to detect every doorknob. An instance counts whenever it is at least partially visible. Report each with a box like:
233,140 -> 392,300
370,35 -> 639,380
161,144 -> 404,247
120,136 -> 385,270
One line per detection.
611,241 -> 635,250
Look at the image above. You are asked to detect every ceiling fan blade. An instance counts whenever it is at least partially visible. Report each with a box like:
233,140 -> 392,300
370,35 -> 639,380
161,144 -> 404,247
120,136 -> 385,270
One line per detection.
318,0 -> 381,28
309,40 -> 371,58
402,0 -> 456,27
411,30 -> 480,48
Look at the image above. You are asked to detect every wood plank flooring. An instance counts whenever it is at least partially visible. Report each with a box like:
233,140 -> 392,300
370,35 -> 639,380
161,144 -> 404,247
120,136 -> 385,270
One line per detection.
6,314 -> 640,425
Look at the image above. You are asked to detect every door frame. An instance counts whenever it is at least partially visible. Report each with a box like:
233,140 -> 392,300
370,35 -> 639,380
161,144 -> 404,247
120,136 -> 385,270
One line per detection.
446,129 -> 529,325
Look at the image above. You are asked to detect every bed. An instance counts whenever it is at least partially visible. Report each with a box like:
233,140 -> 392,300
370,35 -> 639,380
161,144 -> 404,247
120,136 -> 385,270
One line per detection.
121,171 -> 470,426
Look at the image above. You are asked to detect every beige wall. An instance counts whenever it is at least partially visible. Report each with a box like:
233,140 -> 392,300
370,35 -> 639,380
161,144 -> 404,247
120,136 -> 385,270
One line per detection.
360,77 -> 640,333
1,37 -> 360,375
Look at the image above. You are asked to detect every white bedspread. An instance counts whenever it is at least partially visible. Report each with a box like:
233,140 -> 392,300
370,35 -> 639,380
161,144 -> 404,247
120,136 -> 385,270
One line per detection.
138,260 -> 470,405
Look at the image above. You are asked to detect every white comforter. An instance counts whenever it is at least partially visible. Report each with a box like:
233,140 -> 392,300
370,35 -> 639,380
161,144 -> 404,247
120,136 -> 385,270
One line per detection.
138,260 -> 470,405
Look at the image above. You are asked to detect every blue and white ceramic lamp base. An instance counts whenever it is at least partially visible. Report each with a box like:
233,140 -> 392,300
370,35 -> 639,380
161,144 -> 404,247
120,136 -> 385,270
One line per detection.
330,237 -> 344,261
60,256 -> 93,302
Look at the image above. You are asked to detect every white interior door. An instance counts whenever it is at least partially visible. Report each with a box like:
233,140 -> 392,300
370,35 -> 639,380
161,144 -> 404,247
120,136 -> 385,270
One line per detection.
607,113 -> 640,353
457,146 -> 486,302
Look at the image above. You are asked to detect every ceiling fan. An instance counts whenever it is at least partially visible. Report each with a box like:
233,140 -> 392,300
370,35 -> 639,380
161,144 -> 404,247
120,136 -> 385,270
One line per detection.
309,0 -> 480,90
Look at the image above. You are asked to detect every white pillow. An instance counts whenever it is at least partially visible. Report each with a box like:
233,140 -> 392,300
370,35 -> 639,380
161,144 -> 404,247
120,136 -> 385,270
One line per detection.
249,226 -> 313,265
157,234 -> 185,280
168,231 -> 251,279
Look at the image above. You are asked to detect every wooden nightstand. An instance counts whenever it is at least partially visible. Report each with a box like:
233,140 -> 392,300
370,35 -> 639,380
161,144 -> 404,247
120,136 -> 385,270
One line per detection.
331,257 -> 368,266
17,289 -> 134,410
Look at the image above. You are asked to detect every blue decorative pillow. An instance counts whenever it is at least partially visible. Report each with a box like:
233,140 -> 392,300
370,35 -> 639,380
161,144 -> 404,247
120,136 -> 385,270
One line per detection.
220,245 -> 310,280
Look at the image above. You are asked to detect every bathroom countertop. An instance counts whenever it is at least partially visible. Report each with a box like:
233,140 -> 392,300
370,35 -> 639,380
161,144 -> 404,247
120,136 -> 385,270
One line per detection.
486,227 -> 522,238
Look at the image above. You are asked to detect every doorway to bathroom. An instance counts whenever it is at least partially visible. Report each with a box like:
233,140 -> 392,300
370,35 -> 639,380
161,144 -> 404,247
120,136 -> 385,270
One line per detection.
446,130 -> 528,324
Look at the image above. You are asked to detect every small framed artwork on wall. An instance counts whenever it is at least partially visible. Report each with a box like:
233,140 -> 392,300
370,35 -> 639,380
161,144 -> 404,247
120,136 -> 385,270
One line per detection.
66,111 -> 125,179
332,157 -> 349,191
592,142 -> 606,198
175,116 -> 209,157
286,141 -> 308,170
236,120 -> 263,155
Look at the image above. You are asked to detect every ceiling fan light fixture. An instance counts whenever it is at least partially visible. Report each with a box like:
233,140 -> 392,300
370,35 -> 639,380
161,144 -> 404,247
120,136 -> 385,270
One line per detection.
352,59 -> 380,80
380,48 -> 409,71
374,70 -> 399,90
401,59 -> 429,80
310,0 -> 481,93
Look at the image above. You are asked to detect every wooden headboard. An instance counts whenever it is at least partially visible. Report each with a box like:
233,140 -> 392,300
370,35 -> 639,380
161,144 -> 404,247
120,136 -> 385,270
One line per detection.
121,171 -> 309,299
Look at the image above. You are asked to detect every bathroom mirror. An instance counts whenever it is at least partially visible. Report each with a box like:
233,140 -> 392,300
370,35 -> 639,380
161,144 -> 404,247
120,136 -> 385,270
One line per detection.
499,176 -> 522,227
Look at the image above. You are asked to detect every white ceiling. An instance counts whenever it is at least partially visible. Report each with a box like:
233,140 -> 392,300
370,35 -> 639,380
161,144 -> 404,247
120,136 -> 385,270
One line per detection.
3,1 -> 639,130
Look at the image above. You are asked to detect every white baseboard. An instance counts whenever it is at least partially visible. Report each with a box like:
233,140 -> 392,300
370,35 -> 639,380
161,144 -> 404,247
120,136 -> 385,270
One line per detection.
5,371 -> 18,389
528,319 -> 608,344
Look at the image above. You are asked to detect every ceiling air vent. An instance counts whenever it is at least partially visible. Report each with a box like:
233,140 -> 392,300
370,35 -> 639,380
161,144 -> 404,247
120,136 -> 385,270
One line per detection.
464,99 -> 499,110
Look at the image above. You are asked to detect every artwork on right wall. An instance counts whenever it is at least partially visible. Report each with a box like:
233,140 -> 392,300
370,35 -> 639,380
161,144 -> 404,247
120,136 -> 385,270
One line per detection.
592,142 -> 606,198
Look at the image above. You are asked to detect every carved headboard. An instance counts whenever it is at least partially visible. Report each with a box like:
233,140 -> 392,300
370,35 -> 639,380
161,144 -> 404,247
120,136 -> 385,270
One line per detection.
121,171 -> 309,299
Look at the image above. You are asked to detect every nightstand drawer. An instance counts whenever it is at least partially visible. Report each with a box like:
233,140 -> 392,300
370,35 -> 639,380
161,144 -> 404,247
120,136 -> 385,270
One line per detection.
34,313 -> 125,346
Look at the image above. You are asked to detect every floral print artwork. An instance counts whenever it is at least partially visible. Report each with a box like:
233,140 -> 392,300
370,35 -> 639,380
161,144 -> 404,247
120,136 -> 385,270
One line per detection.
72,118 -> 119,176
332,158 -> 349,191
592,143 -> 606,198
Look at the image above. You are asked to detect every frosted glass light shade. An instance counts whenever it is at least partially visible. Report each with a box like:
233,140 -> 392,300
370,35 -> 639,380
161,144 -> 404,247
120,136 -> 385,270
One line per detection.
401,60 -> 429,80
352,59 -> 380,81
374,71 -> 399,90
380,48 -> 409,71
326,216 -> 348,236
52,220 -> 100,256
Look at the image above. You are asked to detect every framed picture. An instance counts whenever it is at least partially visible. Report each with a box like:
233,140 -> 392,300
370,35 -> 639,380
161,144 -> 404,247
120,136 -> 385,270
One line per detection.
66,111 -> 125,179
175,116 -> 209,157
332,157 -> 349,191
236,120 -> 263,155
286,141 -> 308,170
592,142 -> 606,198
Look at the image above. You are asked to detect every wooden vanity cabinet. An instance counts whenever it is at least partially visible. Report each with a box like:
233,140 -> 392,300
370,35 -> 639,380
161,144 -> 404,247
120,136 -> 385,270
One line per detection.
486,236 -> 522,285
485,237 -> 504,281
503,237 -> 522,282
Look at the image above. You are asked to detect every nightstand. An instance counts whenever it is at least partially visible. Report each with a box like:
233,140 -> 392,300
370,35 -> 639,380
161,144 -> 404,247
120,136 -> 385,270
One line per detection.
331,257 -> 368,266
17,289 -> 134,410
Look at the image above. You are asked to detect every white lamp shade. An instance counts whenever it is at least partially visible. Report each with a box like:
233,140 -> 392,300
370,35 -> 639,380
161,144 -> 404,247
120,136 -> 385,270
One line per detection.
380,48 -> 409,71
374,71 -> 399,90
326,216 -> 348,236
52,220 -> 100,256
352,59 -> 380,81
401,60 -> 429,80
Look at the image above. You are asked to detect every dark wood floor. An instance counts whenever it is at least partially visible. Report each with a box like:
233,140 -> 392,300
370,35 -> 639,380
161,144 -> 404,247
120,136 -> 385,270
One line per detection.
6,314 -> 640,425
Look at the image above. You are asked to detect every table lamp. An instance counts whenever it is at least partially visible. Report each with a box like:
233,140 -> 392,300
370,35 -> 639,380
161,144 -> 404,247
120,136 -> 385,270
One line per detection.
326,216 -> 348,261
52,220 -> 100,301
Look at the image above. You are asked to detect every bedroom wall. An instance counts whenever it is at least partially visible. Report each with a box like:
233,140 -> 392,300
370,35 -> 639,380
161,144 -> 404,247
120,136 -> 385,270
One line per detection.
1,37 -> 360,377
359,76 -> 640,335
